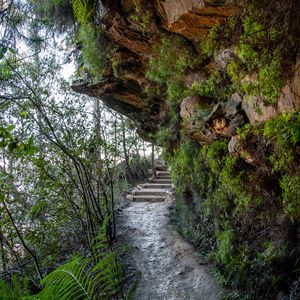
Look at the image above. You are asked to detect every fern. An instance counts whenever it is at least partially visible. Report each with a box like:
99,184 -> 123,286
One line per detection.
0,218 -> 123,299
0,275 -> 34,300
37,215 -> 123,300
71,0 -> 95,25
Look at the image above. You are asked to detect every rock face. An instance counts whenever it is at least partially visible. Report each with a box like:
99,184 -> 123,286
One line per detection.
72,0 -> 239,140
72,78 -> 165,139
159,3 -> 237,41
242,52 -> 300,124
72,0 -> 299,144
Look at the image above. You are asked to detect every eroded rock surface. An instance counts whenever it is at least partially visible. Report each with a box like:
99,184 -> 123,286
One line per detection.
72,0 -> 299,145
72,0 -> 239,141
180,94 -> 245,143
163,4 -> 237,41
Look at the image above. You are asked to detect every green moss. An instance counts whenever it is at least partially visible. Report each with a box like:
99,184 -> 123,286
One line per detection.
200,26 -> 218,59
166,82 -> 189,105
146,36 -> 193,84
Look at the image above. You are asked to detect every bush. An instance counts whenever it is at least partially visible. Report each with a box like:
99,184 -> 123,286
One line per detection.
215,225 -> 234,265
191,70 -> 234,100
155,127 -> 173,148
71,0 -> 105,78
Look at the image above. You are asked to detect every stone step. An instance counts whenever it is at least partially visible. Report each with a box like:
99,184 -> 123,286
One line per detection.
135,189 -> 168,196
148,169 -> 170,176
132,195 -> 165,202
142,183 -> 172,189
151,179 -> 172,184
157,174 -> 171,179
157,171 -> 170,175
154,165 -> 167,171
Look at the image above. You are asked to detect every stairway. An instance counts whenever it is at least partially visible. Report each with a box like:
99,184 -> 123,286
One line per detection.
132,162 -> 172,202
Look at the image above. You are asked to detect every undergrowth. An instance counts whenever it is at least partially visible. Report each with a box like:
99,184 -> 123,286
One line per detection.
165,127 -> 299,299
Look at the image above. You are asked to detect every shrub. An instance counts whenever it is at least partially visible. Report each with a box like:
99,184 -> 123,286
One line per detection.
71,0 -> 96,25
242,16 -> 265,42
236,43 -> 257,69
0,276 -> 30,300
129,1 -> 150,35
167,137 -> 208,193
190,70 -> 228,99
71,0 -> 105,78
155,127 -> 173,148
215,225 -> 234,265
227,61 -> 241,85
201,140 -> 228,175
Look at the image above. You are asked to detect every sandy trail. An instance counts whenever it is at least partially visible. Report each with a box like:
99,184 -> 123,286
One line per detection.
117,195 -> 221,300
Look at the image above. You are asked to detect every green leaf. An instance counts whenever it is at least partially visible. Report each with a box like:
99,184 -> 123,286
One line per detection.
0,47 -> 7,60
20,111 -> 28,118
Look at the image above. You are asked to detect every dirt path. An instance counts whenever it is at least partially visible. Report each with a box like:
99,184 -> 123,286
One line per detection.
117,167 -> 221,300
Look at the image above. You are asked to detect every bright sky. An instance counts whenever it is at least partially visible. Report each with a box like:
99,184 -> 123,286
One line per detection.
60,61 -> 76,80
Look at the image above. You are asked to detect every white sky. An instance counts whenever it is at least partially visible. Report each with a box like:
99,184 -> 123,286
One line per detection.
60,61 -> 76,80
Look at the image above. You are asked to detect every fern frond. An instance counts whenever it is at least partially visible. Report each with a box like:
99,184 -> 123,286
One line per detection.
71,0 -> 95,25
39,256 -> 92,300
38,215 -> 123,299
0,275 -> 33,300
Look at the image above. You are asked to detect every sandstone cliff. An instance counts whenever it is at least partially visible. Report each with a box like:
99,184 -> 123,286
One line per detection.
71,0 -> 300,298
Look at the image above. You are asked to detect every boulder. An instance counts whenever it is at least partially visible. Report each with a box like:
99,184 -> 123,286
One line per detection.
180,94 -> 245,143
180,95 -> 217,143
242,96 -> 277,124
